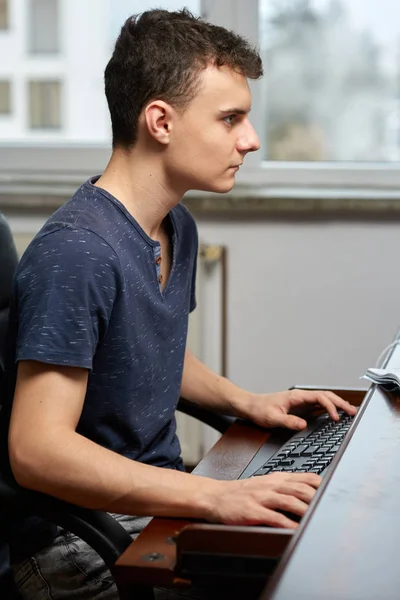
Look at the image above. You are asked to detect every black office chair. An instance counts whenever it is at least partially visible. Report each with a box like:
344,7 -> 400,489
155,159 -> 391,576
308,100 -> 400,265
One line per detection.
0,212 -> 18,372
0,214 -> 234,599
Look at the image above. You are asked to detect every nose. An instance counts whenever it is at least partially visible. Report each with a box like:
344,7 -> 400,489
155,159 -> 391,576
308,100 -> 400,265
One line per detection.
237,119 -> 261,154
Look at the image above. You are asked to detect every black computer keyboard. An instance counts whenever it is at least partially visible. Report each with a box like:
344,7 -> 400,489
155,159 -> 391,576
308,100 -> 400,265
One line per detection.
249,411 -> 354,477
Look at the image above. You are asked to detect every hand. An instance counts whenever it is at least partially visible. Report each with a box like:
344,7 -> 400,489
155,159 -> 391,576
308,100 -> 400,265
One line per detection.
209,472 -> 321,529
242,388 -> 358,431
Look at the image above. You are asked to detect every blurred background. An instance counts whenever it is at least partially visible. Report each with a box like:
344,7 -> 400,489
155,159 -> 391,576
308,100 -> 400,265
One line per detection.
1,0 -> 400,462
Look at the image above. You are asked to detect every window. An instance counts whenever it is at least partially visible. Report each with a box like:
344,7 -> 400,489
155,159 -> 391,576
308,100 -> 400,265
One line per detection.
0,80 -> 11,114
0,0 -> 8,29
28,0 -> 59,54
260,0 -> 400,163
202,0 -> 400,195
29,81 -> 62,129
3,0 -> 397,196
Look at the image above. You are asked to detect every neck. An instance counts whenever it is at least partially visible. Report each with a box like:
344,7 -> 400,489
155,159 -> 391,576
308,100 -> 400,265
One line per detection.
94,146 -> 183,239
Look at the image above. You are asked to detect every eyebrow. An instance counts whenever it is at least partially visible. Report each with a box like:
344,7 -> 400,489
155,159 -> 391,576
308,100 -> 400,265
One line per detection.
219,107 -> 251,116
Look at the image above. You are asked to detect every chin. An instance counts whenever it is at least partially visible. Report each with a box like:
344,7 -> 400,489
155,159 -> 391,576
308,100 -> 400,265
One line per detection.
213,181 -> 236,194
196,178 -> 236,195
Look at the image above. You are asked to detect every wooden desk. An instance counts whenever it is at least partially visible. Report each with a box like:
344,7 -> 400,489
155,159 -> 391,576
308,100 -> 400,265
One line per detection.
263,343 -> 400,600
113,389 -> 365,592
114,419 -> 274,588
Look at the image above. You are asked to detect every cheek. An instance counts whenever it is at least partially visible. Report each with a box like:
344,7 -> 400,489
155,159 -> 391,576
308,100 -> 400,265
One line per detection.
173,126 -> 232,174
198,134 -> 232,165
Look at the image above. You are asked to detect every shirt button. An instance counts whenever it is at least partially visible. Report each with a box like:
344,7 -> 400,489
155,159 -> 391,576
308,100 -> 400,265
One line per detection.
158,274 -> 163,284
155,256 -> 162,265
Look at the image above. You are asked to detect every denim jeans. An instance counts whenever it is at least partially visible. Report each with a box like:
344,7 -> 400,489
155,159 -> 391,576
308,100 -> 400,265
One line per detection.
12,513 -> 218,600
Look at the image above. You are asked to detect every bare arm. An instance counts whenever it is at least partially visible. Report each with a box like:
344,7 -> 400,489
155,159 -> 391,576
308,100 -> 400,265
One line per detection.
8,360 -> 321,529
180,348 -> 245,416
180,348 -> 357,429
8,361 -> 219,518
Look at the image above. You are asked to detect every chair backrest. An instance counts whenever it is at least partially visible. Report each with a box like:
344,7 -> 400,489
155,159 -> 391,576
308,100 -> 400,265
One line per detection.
0,211 -> 18,372
0,214 -> 154,599
0,213 -> 18,597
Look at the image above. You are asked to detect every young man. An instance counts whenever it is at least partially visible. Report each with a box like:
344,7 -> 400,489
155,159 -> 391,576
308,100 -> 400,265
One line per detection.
3,9 -> 356,600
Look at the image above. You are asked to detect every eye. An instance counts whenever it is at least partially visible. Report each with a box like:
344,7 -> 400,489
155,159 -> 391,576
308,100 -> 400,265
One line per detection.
223,114 -> 237,126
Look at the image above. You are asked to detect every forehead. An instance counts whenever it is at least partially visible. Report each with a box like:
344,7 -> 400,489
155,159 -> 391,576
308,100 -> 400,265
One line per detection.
191,64 -> 252,111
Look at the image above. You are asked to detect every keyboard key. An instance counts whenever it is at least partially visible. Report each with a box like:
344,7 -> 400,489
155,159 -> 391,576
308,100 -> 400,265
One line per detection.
276,450 -> 292,458
303,446 -> 320,456
290,445 -> 309,457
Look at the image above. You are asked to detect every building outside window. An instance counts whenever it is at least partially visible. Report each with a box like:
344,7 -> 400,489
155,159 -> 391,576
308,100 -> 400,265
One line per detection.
28,0 -> 60,54
0,80 -> 11,114
29,80 -> 62,129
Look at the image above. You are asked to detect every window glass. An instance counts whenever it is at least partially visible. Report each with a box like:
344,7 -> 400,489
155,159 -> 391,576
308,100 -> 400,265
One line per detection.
28,0 -> 59,54
0,0 -> 8,29
260,0 -> 400,162
29,81 -> 62,129
0,81 -> 11,114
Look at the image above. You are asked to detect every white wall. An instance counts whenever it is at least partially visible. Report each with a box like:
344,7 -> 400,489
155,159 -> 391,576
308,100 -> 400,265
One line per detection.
196,216 -> 399,393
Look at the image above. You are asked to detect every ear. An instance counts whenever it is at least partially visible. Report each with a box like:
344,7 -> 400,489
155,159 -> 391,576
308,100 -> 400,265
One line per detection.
143,100 -> 175,145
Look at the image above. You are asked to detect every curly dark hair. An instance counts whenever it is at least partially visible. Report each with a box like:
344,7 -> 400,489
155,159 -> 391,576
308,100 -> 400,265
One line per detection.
105,8 -> 263,148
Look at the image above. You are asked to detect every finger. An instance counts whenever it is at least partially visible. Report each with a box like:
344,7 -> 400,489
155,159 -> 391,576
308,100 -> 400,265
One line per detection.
265,471 -> 321,488
275,413 -> 307,431
308,391 -> 340,421
324,391 -> 358,416
284,472 -> 322,489
277,482 -> 317,504
272,493 -> 310,518
258,507 -> 299,529
289,389 -> 339,420
227,506 -> 299,529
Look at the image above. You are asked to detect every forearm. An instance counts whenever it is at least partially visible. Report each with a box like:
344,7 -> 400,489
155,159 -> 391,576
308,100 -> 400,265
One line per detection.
180,349 -> 251,417
10,428 -> 220,520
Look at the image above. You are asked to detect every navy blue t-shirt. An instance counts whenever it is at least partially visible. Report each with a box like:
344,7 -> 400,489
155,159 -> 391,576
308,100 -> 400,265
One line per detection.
3,177 -> 198,558
6,176 -> 198,468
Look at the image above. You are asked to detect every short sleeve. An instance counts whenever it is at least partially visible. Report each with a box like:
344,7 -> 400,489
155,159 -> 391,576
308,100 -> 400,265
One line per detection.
15,226 -> 122,369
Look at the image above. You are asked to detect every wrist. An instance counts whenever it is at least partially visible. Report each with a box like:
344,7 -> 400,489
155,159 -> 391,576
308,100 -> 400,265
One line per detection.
192,477 -> 226,522
228,388 -> 258,420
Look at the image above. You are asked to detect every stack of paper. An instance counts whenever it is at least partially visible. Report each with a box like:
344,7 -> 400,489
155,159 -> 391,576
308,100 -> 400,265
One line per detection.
362,368 -> 400,391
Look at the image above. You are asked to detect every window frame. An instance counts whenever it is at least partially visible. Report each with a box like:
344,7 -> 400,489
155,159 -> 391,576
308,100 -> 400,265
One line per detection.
203,0 -> 400,198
